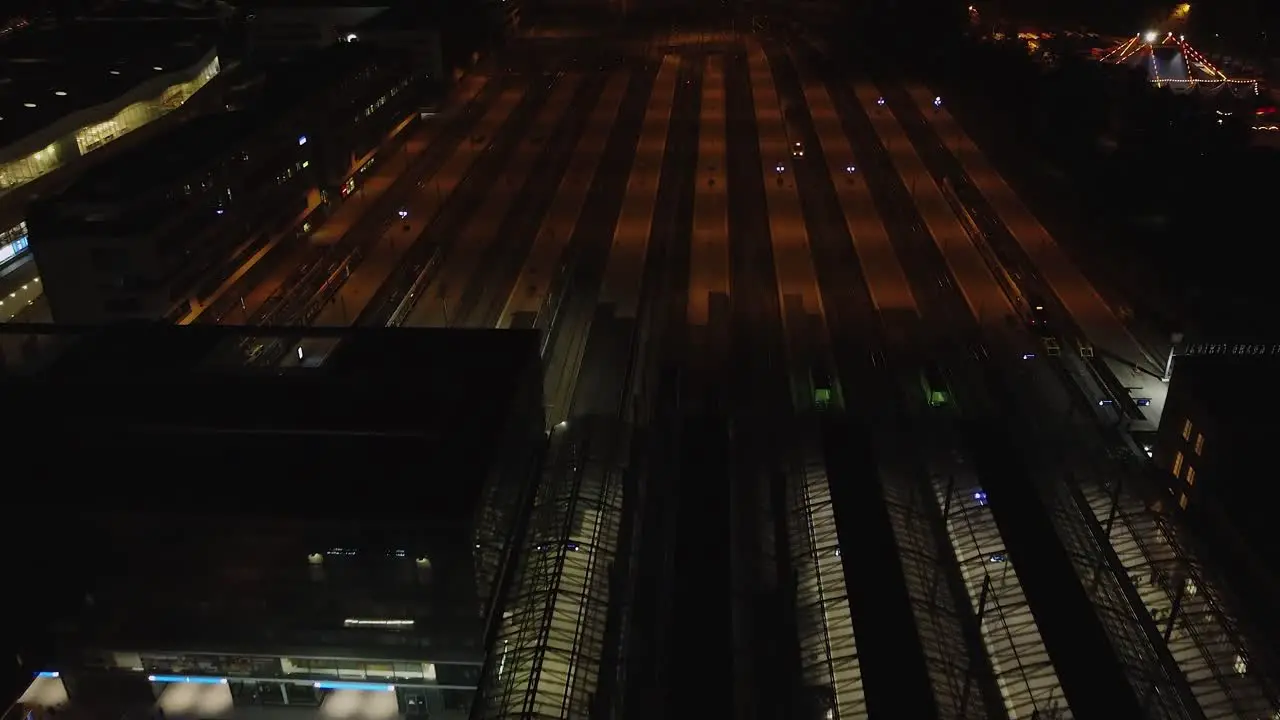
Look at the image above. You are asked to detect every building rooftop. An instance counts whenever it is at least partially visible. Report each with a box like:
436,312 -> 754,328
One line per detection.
50,110 -> 262,205
0,9 -> 224,149
35,42 -> 390,209
228,40 -> 397,115
354,2 -> 450,31
58,512 -> 490,663
3,325 -> 543,500
243,0 -> 390,9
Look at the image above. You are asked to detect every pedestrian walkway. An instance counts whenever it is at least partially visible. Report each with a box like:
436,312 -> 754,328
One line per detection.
856,82 -> 1014,329
803,81 -> 916,314
597,55 -> 679,319
686,54 -> 730,327
749,44 -> 826,330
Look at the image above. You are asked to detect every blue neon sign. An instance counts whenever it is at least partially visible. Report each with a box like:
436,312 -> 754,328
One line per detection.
312,681 -> 395,692
147,675 -> 227,685
0,235 -> 28,265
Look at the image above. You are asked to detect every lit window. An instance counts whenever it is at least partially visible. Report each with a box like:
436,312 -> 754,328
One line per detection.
1234,653 -> 1248,675
1194,433 -> 1204,455
1179,493 -> 1188,510
1172,451 -> 1184,478
1182,419 -> 1193,440
1186,466 -> 1196,487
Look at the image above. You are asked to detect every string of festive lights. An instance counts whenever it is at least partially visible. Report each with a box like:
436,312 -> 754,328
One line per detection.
1099,31 -> 1258,93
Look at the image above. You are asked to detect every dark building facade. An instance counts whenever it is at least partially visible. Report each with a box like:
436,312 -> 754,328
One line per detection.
4,326 -> 546,719
27,42 -> 429,323
0,7 -> 225,276
1153,346 -> 1280,648
28,110 -> 312,323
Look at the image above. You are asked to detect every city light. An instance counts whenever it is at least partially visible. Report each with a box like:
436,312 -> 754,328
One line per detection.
344,618 -> 414,627
147,675 -> 228,685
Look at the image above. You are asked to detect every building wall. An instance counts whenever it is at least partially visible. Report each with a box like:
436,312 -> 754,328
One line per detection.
1153,357 -> 1280,651
247,6 -> 388,54
31,117 -> 314,323
31,48 -> 428,324
1152,370 -> 1216,514
0,52 -> 221,195
472,348 -> 546,617
313,51 -> 426,196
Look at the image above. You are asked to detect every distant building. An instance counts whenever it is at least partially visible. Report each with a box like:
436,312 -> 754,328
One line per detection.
3,326 -> 546,720
243,0 -> 476,81
0,5 -> 226,275
1153,346 -> 1280,649
242,0 -> 390,54
27,42 -> 430,323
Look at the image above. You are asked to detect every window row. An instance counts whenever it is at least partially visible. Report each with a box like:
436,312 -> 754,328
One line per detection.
0,56 -> 220,192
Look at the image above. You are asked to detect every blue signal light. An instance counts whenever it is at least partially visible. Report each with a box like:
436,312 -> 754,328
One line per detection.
147,675 -> 227,685
313,681 -> 396,692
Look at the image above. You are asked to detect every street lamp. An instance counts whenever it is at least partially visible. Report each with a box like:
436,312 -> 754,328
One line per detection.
1163,332 -> 1183,382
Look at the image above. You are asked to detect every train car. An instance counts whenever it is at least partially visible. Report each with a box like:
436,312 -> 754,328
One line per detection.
920,362 -> 951,407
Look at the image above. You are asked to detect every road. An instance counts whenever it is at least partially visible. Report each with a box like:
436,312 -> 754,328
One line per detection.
853,82 -> 1013,331
686,54 -> 730,328
407,75 -> 584,328
498,71 -> 633,328
596,55 -> 680,319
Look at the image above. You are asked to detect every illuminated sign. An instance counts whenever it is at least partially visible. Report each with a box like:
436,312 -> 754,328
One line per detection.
1178,343 -> 1280,357
0,235 -> 29,264
147,675 -> 228,684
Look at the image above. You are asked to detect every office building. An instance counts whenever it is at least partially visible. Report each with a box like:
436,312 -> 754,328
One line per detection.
27,41 -> 430,324
1153,345 -> 1280,648
5,326 -> 546,720
0,4 -> 226,279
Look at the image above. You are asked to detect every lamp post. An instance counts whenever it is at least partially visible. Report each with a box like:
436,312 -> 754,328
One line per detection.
1163,332 -> 1183,382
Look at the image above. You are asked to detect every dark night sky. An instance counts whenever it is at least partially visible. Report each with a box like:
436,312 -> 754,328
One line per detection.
978,0 -> 1278,56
